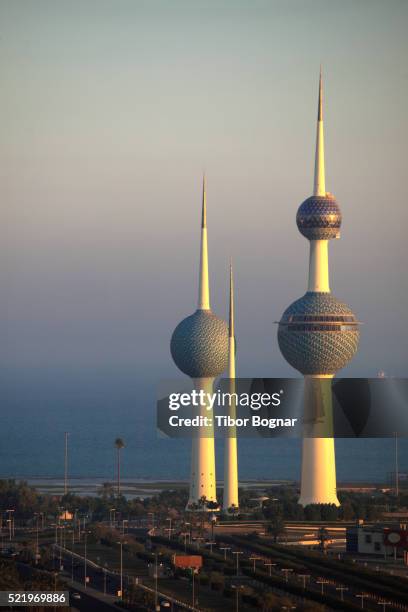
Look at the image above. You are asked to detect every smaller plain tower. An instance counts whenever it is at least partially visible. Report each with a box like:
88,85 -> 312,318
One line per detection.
222,262 -> 239,512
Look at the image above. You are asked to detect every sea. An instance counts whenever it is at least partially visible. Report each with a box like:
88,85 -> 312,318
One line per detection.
0,367 -> 405,487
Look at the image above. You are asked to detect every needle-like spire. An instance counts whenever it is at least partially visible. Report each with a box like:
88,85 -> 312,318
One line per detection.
198,173 -> 210,309
313,67 -> 326,197
229,260 -> 234,339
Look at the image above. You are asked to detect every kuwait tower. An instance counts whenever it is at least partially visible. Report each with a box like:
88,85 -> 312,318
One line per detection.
171,176 -> 228,508
278,71 -> 360,506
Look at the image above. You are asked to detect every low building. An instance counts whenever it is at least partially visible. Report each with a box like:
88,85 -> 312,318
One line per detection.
346,522 -> 407,557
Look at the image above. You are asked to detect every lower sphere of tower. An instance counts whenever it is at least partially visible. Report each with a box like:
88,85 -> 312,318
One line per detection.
296,194 -> 341,240
171,309 -> 229,378
278,292 -> 359,375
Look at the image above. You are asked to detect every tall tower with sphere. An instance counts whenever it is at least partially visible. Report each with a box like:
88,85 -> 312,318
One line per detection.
277,71 -> 360,506
171,176 -> 228,508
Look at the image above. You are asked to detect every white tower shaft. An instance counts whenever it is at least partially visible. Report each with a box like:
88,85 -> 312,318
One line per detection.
198,175 -> 210,310
188,377 -> 217,505
308,240 -> 330,292
299,375 -> 339,506
223,263 -> 239,511
300,70 -> 339,507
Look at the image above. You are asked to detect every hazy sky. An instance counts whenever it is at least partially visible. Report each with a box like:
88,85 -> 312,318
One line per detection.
1,0 -> 407,378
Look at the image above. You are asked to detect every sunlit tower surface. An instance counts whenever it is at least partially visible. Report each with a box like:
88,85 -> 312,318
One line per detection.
278,71 -> 360,506
171,177 -> 228,508
223,262 -> 239,512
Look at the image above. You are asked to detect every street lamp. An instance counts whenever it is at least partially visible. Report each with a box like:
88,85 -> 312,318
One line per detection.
298,574 -> 310,589
181,532 -> 189,552
282,568 -> 294,583
206,541 -> 216,554
220,547 -> 231,560
116,540 -> 127,599
232,551 -> 243,576
209,513 -> 217,541
154,552 -> 162,612
335,585 -> 348,602
264,562 -> 277,577
378,601 -> 392,612
165,518 -> 173,540
70,530 -> 75,581
148,512 -> 155,531
316,578 -> 329,595
6,510 -> 15,541
249,556 -> 261,572
84,531 -> 91,588
356,593 -> 368,609
34,513 -> 39,565
231,584 -> 244,612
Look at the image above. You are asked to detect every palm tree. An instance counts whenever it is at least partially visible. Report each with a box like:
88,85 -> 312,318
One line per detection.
114,438 -> 125,497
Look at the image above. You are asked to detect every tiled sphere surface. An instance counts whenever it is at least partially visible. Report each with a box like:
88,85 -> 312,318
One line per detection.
278,292 -> 359,375
171,309 -> 229,378
296,195 -> 342,240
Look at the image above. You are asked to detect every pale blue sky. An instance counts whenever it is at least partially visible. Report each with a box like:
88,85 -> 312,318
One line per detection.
0,0 -> 407,377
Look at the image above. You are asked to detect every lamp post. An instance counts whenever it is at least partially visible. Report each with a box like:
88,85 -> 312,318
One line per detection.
116,540 -> 127,599
206,541 -> 216,554
264,562 -> 277,577
249,556 -> 261,572
165,517 -> 173,540
181,532 -> 189,552
220,547 -> 231,560
84,531 -> 90,588
316,578 -> 329,595
6,510 -> 14,542
153,552 -> 162,612
148,512 -> 155,531
103,567 -> 107,595
378,601 -> 392,612
59,525 -> 63,571
298,573 -> 310,589
210,513 -> 217,541
231,584 -> 244,612
282,568 -> 293,583
71,530 -> 75,581
336,585 -> 348,602
356,593 -> 368,609
35,513 -> 39,564
232,551 -> 243,576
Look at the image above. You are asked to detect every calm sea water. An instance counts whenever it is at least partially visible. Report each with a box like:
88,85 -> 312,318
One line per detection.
0,367 -> 405,484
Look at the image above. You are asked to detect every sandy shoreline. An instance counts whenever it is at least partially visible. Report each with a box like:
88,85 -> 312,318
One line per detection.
7,477 -> 389,499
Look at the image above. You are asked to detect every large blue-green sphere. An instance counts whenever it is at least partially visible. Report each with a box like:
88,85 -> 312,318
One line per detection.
296,194 -> 341,240
278,292 -> 359,375
171,309 -> 228,378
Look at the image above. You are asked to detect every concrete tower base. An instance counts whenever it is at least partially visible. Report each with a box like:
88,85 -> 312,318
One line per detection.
299,375 -> 340,506
187,377 -> 217,509
299,437 -> 340,506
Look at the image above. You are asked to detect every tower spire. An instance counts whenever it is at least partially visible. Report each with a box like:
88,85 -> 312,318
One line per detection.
313,68 -> 326,196
229,260 -> 234,340
198,174 -> 210,309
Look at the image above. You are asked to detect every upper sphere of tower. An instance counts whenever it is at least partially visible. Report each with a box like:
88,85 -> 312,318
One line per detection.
171,309 -> 229,378
296,193 -> 341,240
277,292 -> 359,375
